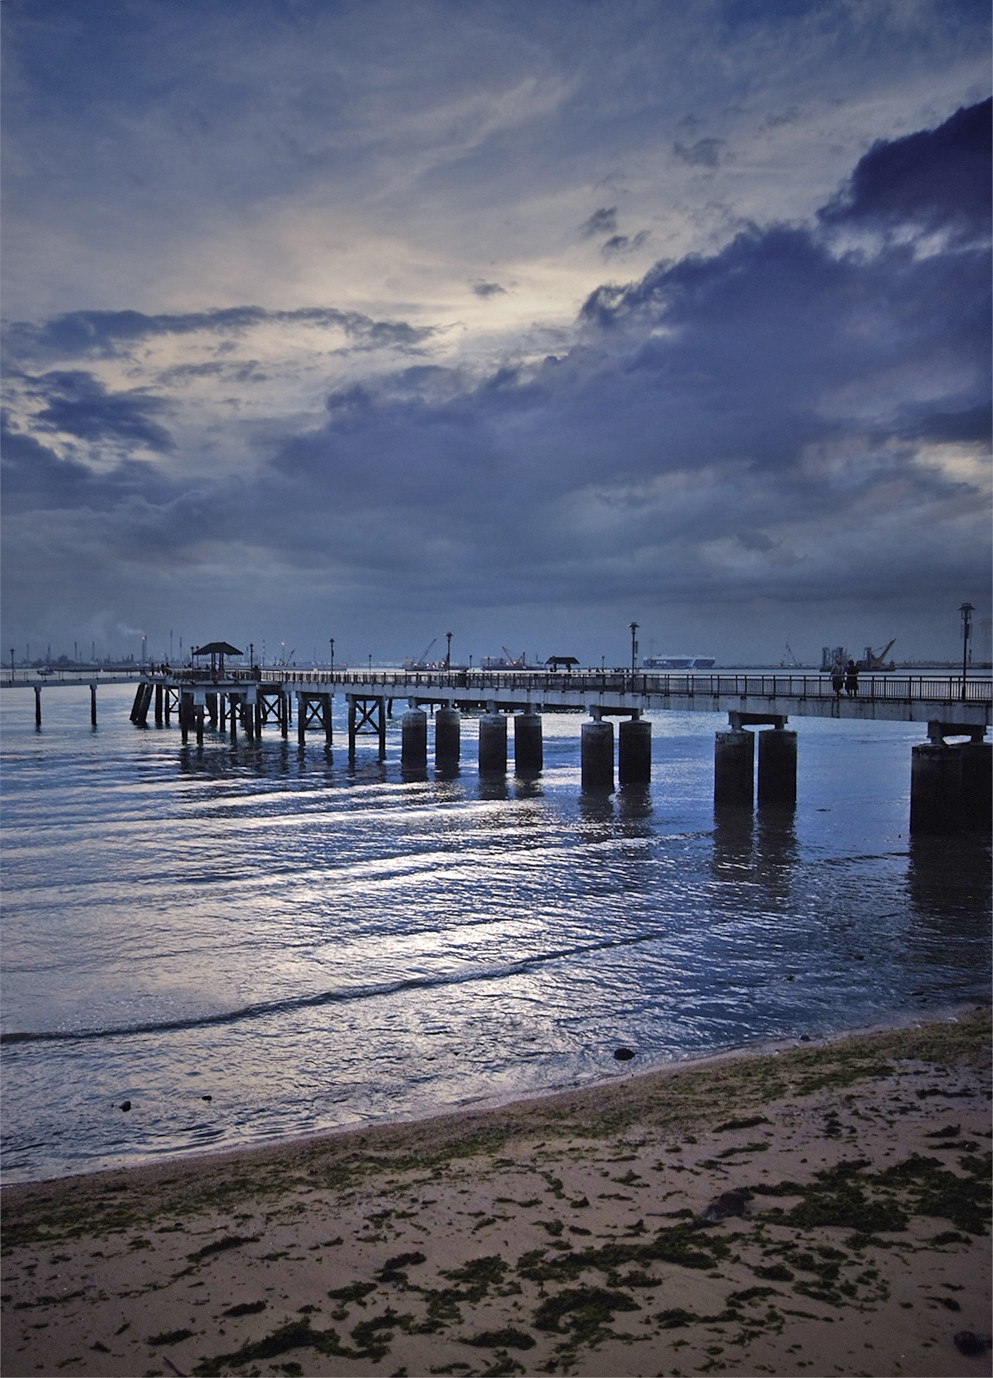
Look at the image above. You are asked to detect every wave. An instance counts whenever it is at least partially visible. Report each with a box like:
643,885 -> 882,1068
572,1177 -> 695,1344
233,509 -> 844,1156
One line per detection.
0,927 -> 678,1047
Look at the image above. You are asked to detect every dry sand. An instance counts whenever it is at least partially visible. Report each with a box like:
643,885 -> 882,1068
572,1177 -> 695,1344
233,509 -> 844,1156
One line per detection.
2,1007 -> 990,1378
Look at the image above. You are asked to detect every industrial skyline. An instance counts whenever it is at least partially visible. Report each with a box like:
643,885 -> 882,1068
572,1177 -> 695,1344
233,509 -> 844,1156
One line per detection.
2,0 -> 990,670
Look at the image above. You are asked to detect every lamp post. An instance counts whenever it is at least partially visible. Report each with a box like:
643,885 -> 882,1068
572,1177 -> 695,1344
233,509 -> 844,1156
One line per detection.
629,622 -> 639,676
329,639 -> 335,674
249,642 -> 254,671
446,631 -> 453,669
959,602 -> 975,700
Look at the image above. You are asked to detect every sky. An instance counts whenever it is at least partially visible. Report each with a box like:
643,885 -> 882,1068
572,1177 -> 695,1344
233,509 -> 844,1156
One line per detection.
2,0 -> 990,669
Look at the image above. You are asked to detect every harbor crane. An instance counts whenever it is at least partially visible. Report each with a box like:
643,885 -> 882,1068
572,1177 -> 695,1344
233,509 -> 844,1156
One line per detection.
406,638 -> 438,670
860,639 -> 897,671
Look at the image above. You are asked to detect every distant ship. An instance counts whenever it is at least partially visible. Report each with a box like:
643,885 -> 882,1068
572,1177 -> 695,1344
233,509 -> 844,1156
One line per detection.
642,655 -> 717,670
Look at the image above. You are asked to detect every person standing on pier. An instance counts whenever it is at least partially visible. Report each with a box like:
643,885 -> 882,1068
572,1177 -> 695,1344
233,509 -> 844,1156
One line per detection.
845,660 -> 859,697
831,662 -> 844,697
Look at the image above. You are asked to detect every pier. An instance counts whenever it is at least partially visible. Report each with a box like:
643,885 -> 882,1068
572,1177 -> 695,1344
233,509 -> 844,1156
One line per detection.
5,667 -> 990,834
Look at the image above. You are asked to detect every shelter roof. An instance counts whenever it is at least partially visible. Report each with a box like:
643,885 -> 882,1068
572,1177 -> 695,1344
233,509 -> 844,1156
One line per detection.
192,642 -> 243,657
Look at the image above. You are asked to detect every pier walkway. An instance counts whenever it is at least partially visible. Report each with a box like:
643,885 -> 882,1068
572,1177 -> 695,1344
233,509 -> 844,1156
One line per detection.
6,668 -> 989,833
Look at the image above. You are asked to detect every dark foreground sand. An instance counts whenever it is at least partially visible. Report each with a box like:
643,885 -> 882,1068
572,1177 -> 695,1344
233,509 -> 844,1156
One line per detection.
2,1007 -> 990,1378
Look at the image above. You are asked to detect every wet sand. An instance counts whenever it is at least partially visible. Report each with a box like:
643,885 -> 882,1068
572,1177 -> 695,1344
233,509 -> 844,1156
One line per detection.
2,1006 -> 990,1378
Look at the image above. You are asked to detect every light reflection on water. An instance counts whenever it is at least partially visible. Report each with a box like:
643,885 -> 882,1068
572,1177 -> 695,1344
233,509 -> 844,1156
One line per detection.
1,682 -> 988,1182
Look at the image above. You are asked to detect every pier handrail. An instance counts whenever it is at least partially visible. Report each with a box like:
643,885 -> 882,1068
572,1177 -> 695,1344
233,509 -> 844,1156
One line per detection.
263,668 -> 992,705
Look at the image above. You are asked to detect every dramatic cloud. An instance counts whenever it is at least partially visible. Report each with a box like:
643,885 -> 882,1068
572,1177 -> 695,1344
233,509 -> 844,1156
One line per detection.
1,1 -> 990,666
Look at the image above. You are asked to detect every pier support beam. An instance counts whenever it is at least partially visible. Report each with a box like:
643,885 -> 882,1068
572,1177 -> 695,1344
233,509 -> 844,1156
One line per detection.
714,728 -> 754,807
154,682 -> 163,726
34,685 -> 42,728
401,708 -> 428,769
478,712 -> 508,773
757,728 -> 798,807
296,692 -> 333,746
348,696 -> 386,757
179,692 -> 193,744
513,711 -> 543,774
90,682 -> 98,726
581,718 -> 614,790
618,716 -> 651,785
435,706 -> 461,767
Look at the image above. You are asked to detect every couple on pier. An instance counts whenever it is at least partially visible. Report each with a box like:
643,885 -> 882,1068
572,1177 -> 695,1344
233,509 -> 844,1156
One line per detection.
831,661 -> 859,697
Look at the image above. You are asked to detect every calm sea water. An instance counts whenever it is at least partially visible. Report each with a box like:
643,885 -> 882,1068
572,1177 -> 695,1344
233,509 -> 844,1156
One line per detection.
1,682 -> 989,1184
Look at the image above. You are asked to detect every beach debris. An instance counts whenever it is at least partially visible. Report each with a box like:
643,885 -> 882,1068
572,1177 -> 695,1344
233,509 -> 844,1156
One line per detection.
954,1331 -> 992,1356
700,1189 -> 750,1221
119,1100 -> 131,1112
614,1047 -> 635,1061
201,1094 -> 212,1102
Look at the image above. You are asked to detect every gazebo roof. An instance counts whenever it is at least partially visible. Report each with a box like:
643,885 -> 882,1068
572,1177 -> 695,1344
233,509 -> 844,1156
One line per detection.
192,642 -> 243,657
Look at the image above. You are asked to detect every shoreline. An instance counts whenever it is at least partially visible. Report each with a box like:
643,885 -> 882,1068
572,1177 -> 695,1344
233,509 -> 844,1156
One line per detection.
3,999 -> 983,1194
2,1005 -> 990,1377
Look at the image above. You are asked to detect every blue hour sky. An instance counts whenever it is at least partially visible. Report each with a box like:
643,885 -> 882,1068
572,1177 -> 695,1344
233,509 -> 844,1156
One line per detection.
2,0 -> 990,668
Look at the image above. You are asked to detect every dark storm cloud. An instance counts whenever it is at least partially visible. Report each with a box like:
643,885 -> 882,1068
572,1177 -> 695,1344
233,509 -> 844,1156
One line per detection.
32,370 -> 174,452
819,97 -> 992,245
673,137 -> 725,167
912,404 -> 992,444
472,282 -> 507,298
3,99 -> 989,646
4,305 -> 435,361
0,409 -> 178,515
226,99 -> 990,611
580,207 -> 618,238
601,231 -> 649,258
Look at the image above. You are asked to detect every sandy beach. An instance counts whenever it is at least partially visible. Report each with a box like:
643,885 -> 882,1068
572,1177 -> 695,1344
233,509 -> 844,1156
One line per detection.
2,1007 -> 990,1378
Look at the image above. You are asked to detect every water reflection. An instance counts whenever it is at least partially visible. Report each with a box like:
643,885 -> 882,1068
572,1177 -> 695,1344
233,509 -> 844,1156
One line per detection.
712,807 -> 753,880
754,807 -> 799,901
908,834 -> 992,934
711,805 -> 798,899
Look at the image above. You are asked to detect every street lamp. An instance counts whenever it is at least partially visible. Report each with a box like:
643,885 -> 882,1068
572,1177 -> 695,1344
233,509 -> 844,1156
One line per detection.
629,622 -> 639,675
329,638 -> 335,674
446,631 -> 453,669
959,602 -> 975,700
249,642 -> 254,671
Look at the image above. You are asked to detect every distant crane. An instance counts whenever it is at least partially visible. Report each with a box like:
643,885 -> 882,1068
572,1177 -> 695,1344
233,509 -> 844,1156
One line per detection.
859,639 -> 896,671
780,639 -> 802,669
501,646 -> 527,669
406,638 -> 437,669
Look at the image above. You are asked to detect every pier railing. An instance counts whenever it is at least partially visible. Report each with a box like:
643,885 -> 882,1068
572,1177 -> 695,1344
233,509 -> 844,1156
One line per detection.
265,668 -> 992,705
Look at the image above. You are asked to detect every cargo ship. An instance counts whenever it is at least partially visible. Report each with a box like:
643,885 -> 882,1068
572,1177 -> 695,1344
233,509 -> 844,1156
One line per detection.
642,654 -> 717,670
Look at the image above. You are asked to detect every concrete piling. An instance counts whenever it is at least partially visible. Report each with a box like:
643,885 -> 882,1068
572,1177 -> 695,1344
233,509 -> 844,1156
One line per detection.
401,708 -> 428,769
618,717 -> 651,785
478,712 -> 507,773
435,706 -> 461,766
513,711 -> 543,773
581,718 -> 614,790
714,728 -> 754,807
757,728 -> 797,807
960,740 -> 992,833
910,742 -> 962,834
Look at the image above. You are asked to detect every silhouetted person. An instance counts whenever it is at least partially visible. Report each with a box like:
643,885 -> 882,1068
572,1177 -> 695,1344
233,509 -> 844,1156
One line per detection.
831,662 -> 844,697
845,660 -> 859,697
